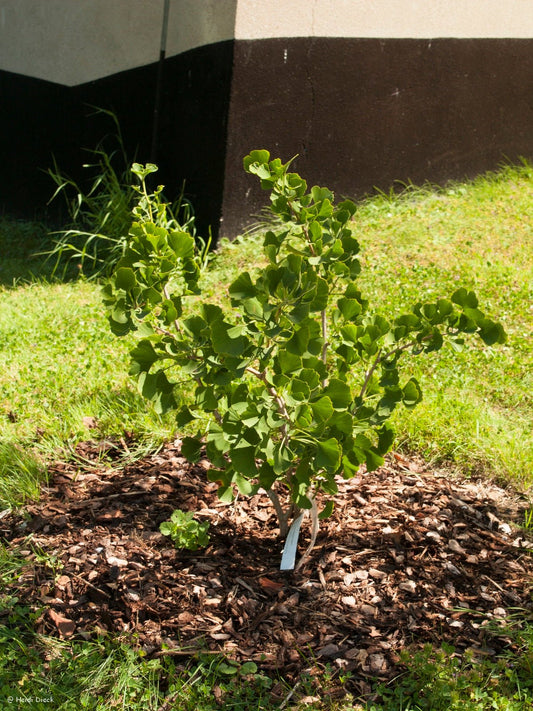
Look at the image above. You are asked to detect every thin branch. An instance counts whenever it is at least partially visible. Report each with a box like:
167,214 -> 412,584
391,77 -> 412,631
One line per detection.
267,489 -> 290,538
70,571 -> 111,599
358,336 -> 433,400
358,347 -> 382,400
321,309 -> 328,387
287,199 -> 317,257
279,680 -> 303,710
245,365 -> 291,438
245,365 -> 266,379
153,324 -> 176,339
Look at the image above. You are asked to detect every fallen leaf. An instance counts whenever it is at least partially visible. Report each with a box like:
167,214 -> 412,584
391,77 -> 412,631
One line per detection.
258,577 -> 283,592
48,609 -> 76,637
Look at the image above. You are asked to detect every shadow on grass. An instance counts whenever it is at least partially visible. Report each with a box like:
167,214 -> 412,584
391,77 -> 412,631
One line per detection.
0,217 -> 81,287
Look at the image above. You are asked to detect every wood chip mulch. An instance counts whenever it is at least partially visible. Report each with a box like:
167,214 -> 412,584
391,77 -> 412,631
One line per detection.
1,439 -> 533,698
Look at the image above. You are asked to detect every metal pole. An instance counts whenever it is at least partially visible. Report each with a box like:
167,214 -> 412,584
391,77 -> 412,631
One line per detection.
150,0 -> 171,163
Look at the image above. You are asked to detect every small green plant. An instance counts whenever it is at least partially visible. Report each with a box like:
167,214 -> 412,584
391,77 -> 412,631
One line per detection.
159,509 -> 210,550
103,151 -> 506,568
371,641 -> 533,710
46,109 -> 196,279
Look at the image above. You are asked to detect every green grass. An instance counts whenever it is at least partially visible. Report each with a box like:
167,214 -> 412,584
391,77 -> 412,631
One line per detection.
366,638 -> 533,711
1,584 -> 532,711
0,162 -> 532,708
0,218 -> 54,286
351,163 -> 533,487
0,280 -> 175,505
0,441 -> 45,507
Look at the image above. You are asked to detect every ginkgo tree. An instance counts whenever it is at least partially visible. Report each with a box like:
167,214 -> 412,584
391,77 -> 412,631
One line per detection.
103,152 -> 506,569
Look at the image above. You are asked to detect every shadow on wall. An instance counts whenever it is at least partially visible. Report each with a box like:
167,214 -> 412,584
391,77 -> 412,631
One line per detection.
0,38 -> 235,243
1,34 -> 533,245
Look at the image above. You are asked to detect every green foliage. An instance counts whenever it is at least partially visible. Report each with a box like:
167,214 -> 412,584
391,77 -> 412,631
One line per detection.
0,441 -> 46,508
159,509 -> 210,550
369,642 -> 533,711
46,110 -> 196,279
103,151 -> 505,547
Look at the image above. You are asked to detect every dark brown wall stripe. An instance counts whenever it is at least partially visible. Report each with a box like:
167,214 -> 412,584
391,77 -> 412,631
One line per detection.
1,37 -> 531,241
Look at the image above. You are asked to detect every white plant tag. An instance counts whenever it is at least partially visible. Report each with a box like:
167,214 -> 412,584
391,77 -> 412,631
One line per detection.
280,512 -> 304,571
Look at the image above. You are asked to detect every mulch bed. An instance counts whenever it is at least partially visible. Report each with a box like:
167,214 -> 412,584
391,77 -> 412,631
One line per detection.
1,439 -> 533,699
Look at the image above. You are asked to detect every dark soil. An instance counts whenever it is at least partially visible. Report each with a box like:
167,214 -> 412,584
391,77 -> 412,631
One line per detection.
1,439 -> 533,699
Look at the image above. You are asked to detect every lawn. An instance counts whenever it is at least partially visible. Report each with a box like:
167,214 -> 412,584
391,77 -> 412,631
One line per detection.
0,161 -> 532,709
352,168 -> 533,487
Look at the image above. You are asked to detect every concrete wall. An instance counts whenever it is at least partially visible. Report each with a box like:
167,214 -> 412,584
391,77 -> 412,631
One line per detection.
234,0 -> 533,39
221,36 -> 533,237
0,0 -> 237,231
2,0 -> 531,85
0,0 -> 237,85
1,0 -> 532,239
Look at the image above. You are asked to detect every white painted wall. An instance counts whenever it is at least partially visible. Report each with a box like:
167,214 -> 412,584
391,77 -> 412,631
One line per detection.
235,0 -> 533,40
166,0 -> 237,57
0,0 -> 161,86
0,0 -> 236,86
1,0 -> 531,86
